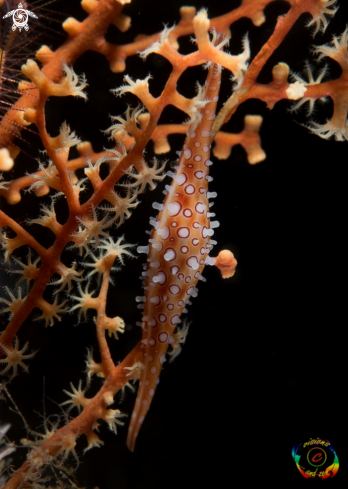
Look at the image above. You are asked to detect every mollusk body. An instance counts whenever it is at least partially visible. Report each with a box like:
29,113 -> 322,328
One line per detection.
127,62 -> 221,451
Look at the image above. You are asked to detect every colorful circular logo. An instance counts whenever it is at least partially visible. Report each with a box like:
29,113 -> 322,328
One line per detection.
292,438 -> 339,479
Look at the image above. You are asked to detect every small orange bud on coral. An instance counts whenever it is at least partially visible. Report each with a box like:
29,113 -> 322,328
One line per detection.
0,148 -> 14,171
23,108 -> 37,124
62,17 -> 82,36
213,249 -> 237,279
36,45 -> 54,64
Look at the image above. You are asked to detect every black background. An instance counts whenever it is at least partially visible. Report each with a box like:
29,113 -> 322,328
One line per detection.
0,0 -> 347,487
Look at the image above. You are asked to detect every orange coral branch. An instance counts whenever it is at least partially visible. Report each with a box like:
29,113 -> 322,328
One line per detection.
2,341 -> 142,489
